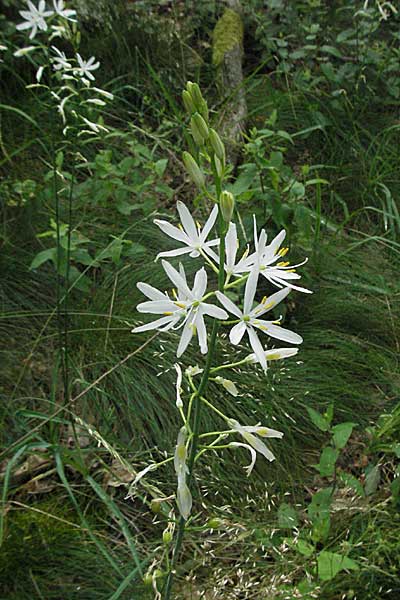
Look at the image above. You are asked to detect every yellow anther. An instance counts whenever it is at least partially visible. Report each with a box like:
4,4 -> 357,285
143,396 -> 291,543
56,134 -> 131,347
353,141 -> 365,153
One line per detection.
178,224 -> 184,231
279,247 -> 289,257
261,295 -> 268,304
286,269 -> 296,273
172,288 -> 178,299
190,323 -> 197,334
196,221 -> 202,230
257,427 -> 269,436
174,302 -> 186,309
267,353 -> 280,360
163,312 -> 173,316
277,261 -> 290,267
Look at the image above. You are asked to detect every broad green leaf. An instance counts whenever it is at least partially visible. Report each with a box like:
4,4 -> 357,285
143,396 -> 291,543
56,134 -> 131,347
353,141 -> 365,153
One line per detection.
365,464 -> 380,496
316,447 -> 339,477
296,539 -> 314,557
332,422 -> 355,449
30,248 -> 56,270
278,503 -> 299,529
154,158 -> 168,177
317,551 -> 359,581
306,407 -> 330,432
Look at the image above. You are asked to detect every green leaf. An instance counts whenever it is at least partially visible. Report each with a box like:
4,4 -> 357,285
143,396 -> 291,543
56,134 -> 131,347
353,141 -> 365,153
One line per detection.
30,248 -> 56,270
278,503 -> 299,529
316,447 -> 339,477
332,422 -> 355,449
306,407 -> 330,432
320,45 -> 343,58
365,464 -> 380,496
296,539 -> 314,557
317,551 -> 359,581
154,158 -> 168,177
290,181 -> 305,198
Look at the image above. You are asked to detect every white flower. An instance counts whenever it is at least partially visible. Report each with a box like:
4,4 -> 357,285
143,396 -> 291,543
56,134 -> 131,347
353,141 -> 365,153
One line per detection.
215,376 -> 238,397
52,46 -> 71,70
13,45 -> 37,57
75,53 -> 100,81
80,116 -> 108,133
86,98 -> 106,106
249,217 -> 311,293
175,363 -> 183,408
154,201 -> 219,260
246,346 -> 299,365
16,1 -> 53,40
229,442 -> 257,476
133,261 -> 228,357
185,365 -> 203,377
36,65 -> 44,81
216,269 -> 302,369
92,87 -> 114,100
228,418 -> 283,464
224,221 -> 252,277
53,0 -> 77,21
174,427 -> 192,520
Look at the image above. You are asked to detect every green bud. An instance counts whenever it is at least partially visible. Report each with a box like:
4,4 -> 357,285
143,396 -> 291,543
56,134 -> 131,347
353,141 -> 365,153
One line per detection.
182,90 -> 196,115
198,99 -> 209,122
162,530 -> 173,544
188,82 -> 204,107
209,129 -> 225,162
154,569 -> 165,579
182,151 -> 205,189
214,155 -> 223,178
150,499 -> 162,514
143,573 -> 153,586
219,191 -> 235,223
190,112 -> 209,145
207,517 -> 223,529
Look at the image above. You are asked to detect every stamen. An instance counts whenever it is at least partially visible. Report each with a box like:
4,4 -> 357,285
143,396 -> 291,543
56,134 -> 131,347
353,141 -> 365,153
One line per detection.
277,261 -> 290,267
178,224 -> 184,232
279,247 -> 289,257
174,302 -> 186,309
163,312 -> 173,316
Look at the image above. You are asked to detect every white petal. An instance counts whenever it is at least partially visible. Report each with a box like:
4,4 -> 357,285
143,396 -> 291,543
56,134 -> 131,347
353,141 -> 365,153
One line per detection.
259,322 -> 303,344
177,474 -> 192,520
162,260 -> 192,299
247,347 -> 299,363
250,286 -> 290,317
193,267 -> 207,299
266,229 -> 286,257
245,433 -> 276,462
154,219 -> 190,244
243,267 -> 258,315
201,303 -> 228,320
177,201 -> 198,241
137,299 -> 177,314
268,275 -> 312,294
200,203 -> 219,241
229,321 -> 246,345
229,442 -> 257,476
177,319 -> 194,357
225,222 -> 237,270
155,246 -> 191,261
247,327 -> 267,370
215,291 -> 242,318
137,282 -> 166,301
132,315 -> 175,333
175,363 -> 183,408
195,312 -> 208,354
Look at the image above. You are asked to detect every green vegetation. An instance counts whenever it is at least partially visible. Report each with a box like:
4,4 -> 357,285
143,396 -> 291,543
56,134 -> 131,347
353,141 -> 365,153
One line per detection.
1,1 -> 399,599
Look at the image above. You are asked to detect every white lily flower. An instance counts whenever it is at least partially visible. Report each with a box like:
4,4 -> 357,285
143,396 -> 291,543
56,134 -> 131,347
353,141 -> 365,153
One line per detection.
132,262 -> 228,357
35,65 -> 44,82
52,46 -> 71,70
229,442 -> 257,476
174,363 -> 183,408
75,53 -> 100,81
216,269 -> 302,369
92,87 -> 114,100
174,427 -> 192,521
154,201 -> 219,260
246,347 -> 299,365
185,365 -> 203,377
13,45 -> 37,57
248,217 -> 311,293
224,222 -> 252,277
215,376 -> 238,397
228,418 -> 283,464
16,1 -> 53,39
81,116 -> 108,133
53,0 -> 77,21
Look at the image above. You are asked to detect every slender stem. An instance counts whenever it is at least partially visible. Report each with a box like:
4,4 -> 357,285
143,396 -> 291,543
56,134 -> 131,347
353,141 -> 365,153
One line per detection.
162,155 -> 225,600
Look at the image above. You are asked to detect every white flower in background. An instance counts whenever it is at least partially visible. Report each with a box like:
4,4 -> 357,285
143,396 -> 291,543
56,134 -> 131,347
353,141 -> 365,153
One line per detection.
249,217 -> 311,293
154,201 -> 219,260
75,53 -> 100,81
229,442 -> 257,476
246,346 -> 299,366
175,363 -> 183,408
92,87 -> 114,100
16,1 -> 53,40
132,262 -> 228,357
224,222 -> 252,277
13,45 -> 37,57
228,418 -> 283,464
185,365 -> 203,377
216,269 -> 302,369
80,116 -> 108,133
51,46 -> 71,70
35,65 -> 45,82
53,0 -> 77,21
174,427 -> 192,520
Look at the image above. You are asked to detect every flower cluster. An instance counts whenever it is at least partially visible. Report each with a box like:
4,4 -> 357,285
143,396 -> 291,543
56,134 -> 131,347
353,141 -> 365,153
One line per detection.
14,1 -> 112,135
133,201 -> 309,369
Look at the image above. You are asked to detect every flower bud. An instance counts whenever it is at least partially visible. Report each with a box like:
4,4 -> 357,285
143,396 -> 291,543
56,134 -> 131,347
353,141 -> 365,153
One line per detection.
209,128 -> 225,162
207,517 -> 223,529
150,498 -> 162,514
219,190 -> 235,223
190,112 -> 209,144
182,151 -> 205,189
187,81 -> 204,108
162,529 -> 173,544
182,89 -> 196,114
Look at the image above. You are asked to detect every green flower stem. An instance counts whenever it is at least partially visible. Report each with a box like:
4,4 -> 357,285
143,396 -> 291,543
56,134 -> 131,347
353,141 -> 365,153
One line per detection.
200,396 -> 229,421
162,153 -> 225,600
210,357 -> 251,373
